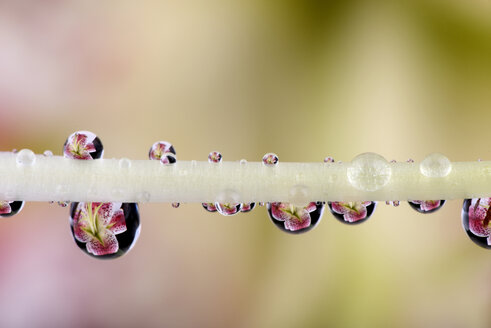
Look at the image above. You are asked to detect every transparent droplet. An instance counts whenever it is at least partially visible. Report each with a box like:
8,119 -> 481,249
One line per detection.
202,203 -> 217,212
240,159 -> 247,165
324,156 -> 335,163
136,191 -> 151,203
119,158 -> 131,169
267,202 -> 325,234
171,202 -> 180,208
215,203 -> 242,216
63,131 -> 103,160
149,141 -> 175,160
240,203 -> 256,213
328,201 -> 376,225
419,153 -> 452,178
262,153 -> 279,166
462,198 -> 491,249
347,153 -> 392,192
408,200 -> 445,214
0,201 -> 25,218
69,202 -> 141,259
208,151 -> 222,163
288,185 -> 310,207
43,150 -> 53,157
160,153 -> 177,165
16,149 -> 36,166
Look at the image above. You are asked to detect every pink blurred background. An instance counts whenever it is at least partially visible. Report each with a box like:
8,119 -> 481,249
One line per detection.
1,1 -> 491,327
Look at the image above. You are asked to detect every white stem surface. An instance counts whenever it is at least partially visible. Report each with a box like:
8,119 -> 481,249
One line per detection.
0,151 -> 490,203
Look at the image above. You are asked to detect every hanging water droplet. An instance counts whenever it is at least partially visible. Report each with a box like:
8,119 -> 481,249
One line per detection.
63,131 -> 103,160
58,201 -> 69,208
43,150 -> 53,157
267,202 -> 324,234
16,149 -> 36,166
240,203 -> 256,213
462,198 -> 491,249
419,153 -> 452,178
328,201 -> 376,224
324,156 -> 335,163
149,141 -> 175,160
408,200 -> 445,214
160,153 -> 177,165
262,153 -> 279,166
208,151 -> 222,163
347,153 -> 392,192
69,202 -> 141,259
171,202 -> 180,208
215,203 -> 242,216
202,203 -> 217,212
0,201 -> 25,218
119,158 -> 132,169
392,200 -> 400,207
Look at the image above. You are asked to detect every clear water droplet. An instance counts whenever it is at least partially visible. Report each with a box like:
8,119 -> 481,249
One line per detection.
262,153 -> 279,166
171,202 -> 180,208
43,150 -> 53,157
160,153 -> 177,165
240,159 -> 247,165
149,141 -> 175,160
202,203 -> 217,212
408,200 -> 445,214
191,160 -> 197,166
240,203 -> 255,213
16,149 -> 36,166
288,185 -> 310,207
215,203 -> 242,216
119,158 -> 131,169
267,202 -> 325,234
328,201 -> 376,224
347,153 -> 392,192
324,156 -> 335,163
63,131 -> 103,160
69,202 -> 140,259
137,191 -> 151,203
208,151 -> 222,163
0,201 -> 25,218
419,153 -> 452,178
462,198 -> 491,249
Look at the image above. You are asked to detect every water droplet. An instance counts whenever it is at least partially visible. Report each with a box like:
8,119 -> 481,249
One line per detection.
215,203 -> 242,216
43,150 -> 53,157
191,160 -> 197,166
288,185 -> 310,207
0,201 -> 25,218
69,202 -> 141,259
262,153 -> 279,166
171,202 -> 180,208
407,158 -> 414,163
240,159 -> 247,165
419,153 -> 452,178
324,156 -> 335,163
462,198 -> 491,249
63,131 -> 103,160
259,202 -> 265,207
202,203 -> 217,212
408,200 -> 445,214
347,153 -> 392,192
149,141 -> 175,160
267,202 -> 324,234
392,200 -> 400,207
137,191 -> 151,203
16,149 -> 36,166
208,151 -> 222,163
240,203 -> 256,213
119,158 -> 131,169
328,201 -> 376,225
160,153 -> 177,165
58,201 -> 70,208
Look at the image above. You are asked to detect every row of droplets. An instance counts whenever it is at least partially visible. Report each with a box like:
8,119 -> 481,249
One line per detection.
1,131 -> 490,259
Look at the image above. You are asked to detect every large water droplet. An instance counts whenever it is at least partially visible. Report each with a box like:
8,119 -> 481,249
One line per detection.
462,198 -> 491,249
408,200 -> 445,214
16,149 -> 36,166
160,153 -> 177,165
347,153 -> 392,192
328,201 -> 376,224
149,141 -> 175,160
419,153 -> 452,178
63,131 -> 103,160
69,202 -> 141,259
267,202 -> 325,234
0,201 -> 25,218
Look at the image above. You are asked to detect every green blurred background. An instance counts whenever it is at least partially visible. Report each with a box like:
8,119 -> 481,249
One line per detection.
0,0 -> 490,327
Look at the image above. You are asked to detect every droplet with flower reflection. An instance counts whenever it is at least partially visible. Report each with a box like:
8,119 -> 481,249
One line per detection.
215,203 -> 242,216
262,153 -> 279,166
408,200 -> 445,214
267,202 -> 324,234
148,141 -> 176,160
208,151 -> 222,163
70,202 -> 141,259
63,131 -> 103,160
462,198 -> 491,249
328,201 -> 376,224
0,201 -> 25,218
202,203 -> 217,212
240,203 -> 256,213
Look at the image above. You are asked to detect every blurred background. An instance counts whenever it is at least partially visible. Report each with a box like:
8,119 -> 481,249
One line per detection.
1,0 -> 491,327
